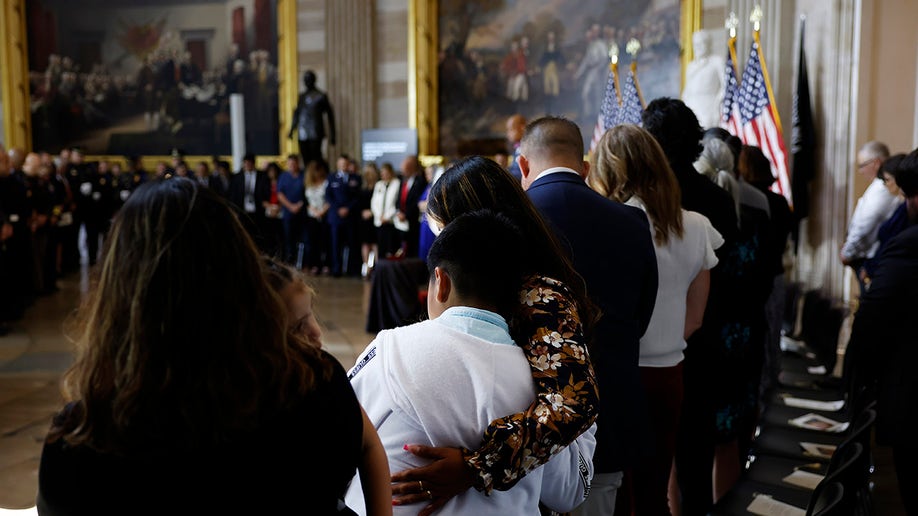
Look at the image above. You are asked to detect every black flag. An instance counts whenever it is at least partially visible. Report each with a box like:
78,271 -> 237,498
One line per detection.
791,18 -> 816,224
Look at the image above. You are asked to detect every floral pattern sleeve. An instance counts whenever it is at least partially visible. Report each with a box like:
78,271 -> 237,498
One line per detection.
462,275 -> 600,493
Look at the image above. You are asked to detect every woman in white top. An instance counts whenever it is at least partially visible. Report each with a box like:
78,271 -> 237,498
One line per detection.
371,163 -> 402,257
304,160 -> 330,274
591,124 -> 723,515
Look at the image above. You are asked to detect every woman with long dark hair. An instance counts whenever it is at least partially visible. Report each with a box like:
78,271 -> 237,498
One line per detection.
389,156 -> 600,513
37,179 -> 390,515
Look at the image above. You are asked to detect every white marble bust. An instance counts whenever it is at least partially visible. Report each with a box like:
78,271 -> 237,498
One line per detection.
682,29 -> 726,129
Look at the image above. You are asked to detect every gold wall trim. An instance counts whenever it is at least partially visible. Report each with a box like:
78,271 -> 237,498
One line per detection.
681,0 -> 703,89
408,0 -> 438,156
277,0 -> 298,159
0,0 -> 298,164
409,0 -> 701,159
0,0 -> 32,150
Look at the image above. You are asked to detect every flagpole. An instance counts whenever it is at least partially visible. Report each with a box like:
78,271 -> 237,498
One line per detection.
610,43 -> 622,105
751,6 -> 783,132
726,11 -> 740,81
626,38 -> 645,108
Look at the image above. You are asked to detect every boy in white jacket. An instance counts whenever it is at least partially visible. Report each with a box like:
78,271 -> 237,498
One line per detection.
346,210 -> 596,515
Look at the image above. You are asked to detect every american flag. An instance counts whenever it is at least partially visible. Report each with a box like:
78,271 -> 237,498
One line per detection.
738,37 -> 792,204
616,67 -> 644,125
721,40 -> 743,136
589,67 -> 620,155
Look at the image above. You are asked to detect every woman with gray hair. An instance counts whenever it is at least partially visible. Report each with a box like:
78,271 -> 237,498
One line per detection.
694,137 -> 741,223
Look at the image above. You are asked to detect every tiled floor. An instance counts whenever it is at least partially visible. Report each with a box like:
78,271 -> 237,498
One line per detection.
0,269 -> 908,513
0,270 -> 376,510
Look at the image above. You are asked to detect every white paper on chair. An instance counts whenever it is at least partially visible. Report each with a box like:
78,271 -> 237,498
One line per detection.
806,365 -> 827,375
747,494 -> 806,516
782,469 -> 825,490
799,441 -> 837,459
789,413 -> 849,433
781,396 -> 845,412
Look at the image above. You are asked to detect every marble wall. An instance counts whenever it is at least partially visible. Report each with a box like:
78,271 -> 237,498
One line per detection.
294,0 -> 409,160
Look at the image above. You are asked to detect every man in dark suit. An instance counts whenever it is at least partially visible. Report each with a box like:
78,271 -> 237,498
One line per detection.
395,155 -> 428,257
326,155 -> 361,276
84,160 -> 115,266
228,153 -> 270,249
519,116 -> 658,514
847,149 -> 918,515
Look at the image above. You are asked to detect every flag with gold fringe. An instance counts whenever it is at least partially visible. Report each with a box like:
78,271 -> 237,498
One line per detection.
616,61 -> 645,125
721,35 -> 743,136
738,31 -> 792,205
589,49 -> 621,155
616,39 -> 645,126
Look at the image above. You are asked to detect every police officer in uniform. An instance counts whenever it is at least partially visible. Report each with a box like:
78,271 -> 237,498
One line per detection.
83,161 -> 115,266
0,147 -> 30,331
64,148 -> 90,272
325,155 -> 361,276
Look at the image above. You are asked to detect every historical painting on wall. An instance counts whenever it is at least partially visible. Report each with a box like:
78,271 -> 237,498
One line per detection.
27,0 -> 279,156
438,0 -> 683,156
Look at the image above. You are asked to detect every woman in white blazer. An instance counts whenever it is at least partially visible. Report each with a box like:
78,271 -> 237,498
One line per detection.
371,163 -> 402,257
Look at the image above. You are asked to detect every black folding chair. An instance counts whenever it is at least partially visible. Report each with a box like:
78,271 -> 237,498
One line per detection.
807,482 -> 845,516
712,440 -> 866,515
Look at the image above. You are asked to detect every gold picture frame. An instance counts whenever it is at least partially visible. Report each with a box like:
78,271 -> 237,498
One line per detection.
409,0 -> 702,156
0,0 -> 299,168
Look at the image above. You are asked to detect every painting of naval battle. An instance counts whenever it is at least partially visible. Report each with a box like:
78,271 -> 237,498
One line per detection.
437,0 -> 682,156
27,0 -> 280,156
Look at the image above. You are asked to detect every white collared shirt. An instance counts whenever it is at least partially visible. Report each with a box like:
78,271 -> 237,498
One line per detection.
535,166 -> 582,181
842,178 -> 901,260
243,170 -> 257,213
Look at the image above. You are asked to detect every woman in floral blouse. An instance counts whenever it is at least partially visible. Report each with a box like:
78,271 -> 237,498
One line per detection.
389,156 -> 600,514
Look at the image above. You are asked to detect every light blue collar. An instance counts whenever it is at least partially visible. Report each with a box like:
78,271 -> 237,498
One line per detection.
436,307 -> 514,346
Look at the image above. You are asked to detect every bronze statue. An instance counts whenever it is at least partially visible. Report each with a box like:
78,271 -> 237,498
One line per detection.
288,70 -> 336,167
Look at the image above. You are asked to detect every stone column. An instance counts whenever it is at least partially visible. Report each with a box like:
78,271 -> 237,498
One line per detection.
326,0 -> 376,160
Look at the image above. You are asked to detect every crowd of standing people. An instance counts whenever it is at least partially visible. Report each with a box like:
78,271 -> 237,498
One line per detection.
0,143 -> 442,335
6,93 -> 918,515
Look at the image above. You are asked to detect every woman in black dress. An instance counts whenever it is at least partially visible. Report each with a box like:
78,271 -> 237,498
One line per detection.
37,179 -> 390,515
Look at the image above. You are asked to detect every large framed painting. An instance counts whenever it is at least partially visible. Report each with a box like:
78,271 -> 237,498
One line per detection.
0,0 -> 298,161
410,0 -> 701,156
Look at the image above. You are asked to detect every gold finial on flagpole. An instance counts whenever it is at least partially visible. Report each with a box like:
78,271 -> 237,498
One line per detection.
750,5 -> 763,32
725,11 -> 739,39
609,43 -> 619,66
626,38 -> 641,58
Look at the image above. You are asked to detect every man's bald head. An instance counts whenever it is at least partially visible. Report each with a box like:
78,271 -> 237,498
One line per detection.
518,117 -> 587,189
520,117 -> 584,164
856,140 -> 890,179
859,141 -> 890,161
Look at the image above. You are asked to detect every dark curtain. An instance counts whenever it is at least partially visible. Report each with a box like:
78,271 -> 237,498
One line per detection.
254,0 -> 273,53
232,7 -> 247,57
